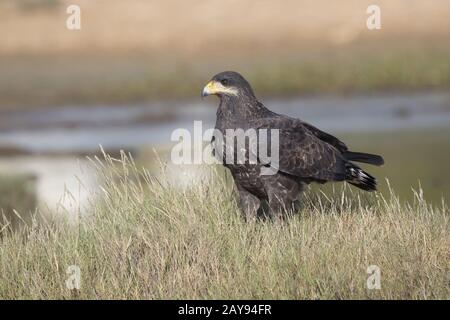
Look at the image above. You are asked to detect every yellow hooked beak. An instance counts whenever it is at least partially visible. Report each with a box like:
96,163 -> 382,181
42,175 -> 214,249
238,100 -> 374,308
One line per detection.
202,80 -> 238,98
202,80 -> 219,98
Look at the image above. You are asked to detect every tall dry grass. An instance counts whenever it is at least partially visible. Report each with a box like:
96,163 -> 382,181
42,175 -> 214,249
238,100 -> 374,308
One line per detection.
0,152 -> 448,299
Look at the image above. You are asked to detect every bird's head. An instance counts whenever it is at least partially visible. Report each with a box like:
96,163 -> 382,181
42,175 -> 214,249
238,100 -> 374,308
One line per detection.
202,71 -> 255,99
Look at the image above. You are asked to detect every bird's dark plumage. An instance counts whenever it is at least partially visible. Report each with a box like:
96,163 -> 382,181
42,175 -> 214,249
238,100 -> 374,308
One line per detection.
203,71 -> 384,220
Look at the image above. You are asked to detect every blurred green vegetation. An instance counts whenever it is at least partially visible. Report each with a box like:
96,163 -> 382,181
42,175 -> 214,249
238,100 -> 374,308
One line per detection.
249,47 -> 450,96
1,42 -> 450,109
0,174 -> 37,228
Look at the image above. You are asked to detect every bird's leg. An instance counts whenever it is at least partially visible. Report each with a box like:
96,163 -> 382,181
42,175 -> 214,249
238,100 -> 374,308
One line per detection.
267,192 -> 290,220
265,180 -> 301,220
236,186 -> 260,222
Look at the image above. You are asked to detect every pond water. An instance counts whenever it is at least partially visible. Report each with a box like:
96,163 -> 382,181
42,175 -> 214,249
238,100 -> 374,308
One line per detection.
0,91 -> 449,214
0,91 -> 449,153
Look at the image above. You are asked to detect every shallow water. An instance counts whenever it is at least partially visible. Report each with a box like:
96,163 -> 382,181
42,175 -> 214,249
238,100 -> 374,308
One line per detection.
0,92 -> 449,213
0,91 -> 449,153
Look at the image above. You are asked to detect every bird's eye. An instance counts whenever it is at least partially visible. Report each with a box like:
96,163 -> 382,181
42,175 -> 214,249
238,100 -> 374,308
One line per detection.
220,79 -> 229,86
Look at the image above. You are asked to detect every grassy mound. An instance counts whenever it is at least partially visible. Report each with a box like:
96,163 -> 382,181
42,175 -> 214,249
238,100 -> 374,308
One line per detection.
0,153 -> 448,299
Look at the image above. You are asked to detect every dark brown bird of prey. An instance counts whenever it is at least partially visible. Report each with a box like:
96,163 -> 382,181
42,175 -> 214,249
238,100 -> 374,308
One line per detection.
202,71 -> 384,220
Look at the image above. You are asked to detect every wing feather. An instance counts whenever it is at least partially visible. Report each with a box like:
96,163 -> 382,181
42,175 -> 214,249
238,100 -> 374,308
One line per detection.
300,122 -> 348,152
251,117 -> 346,181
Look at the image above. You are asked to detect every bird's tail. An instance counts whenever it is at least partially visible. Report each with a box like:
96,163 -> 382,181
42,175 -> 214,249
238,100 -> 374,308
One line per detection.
345,163 -> 377,192
343,151 -> 384,166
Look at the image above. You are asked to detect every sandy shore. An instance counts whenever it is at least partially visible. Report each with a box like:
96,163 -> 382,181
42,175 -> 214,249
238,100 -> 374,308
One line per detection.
1,0 -> 449,55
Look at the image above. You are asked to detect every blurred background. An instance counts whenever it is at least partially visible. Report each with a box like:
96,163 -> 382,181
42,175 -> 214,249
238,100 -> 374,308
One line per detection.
0,0 -> 449,221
